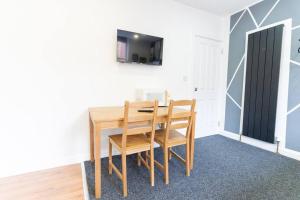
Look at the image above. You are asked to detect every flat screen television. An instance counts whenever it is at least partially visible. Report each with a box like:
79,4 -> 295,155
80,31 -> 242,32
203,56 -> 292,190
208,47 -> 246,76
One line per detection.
117,29 -> 163,66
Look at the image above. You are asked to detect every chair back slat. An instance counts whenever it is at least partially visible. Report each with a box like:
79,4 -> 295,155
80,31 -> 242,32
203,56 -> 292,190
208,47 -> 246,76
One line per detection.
122,100 -> 158,149
171,112 -> 192,119
171,117 -> 189,122
170,122 -> 189,130
126,126 -> 153,135
172,100 -> 195,106
127,115 -> 153,123
164,99 -> 196,144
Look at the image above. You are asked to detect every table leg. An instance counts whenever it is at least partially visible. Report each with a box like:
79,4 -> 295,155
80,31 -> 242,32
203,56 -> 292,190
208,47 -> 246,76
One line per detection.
190,113 -> 196,170
94,125 -> 101,199
89,115 -> 94,161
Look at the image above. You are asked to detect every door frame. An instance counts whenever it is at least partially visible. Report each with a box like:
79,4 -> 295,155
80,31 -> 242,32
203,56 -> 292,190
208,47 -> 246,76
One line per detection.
192,35 -> 225,137
239,19 -> 292,149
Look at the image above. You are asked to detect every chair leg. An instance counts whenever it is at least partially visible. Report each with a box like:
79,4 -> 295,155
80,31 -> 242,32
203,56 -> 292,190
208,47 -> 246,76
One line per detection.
122,153 -> 128,197
163,147 -> 169,184
186,141 -> 190,177
137,152 -> 141,167
108,141 -> 112,175
150,148 -> 155,187
145,151 -> 149,164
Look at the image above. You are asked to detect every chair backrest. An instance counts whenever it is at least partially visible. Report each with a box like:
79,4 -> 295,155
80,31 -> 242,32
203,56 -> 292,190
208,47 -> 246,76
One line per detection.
121,100 -> 159,149
164,99 -> 196,144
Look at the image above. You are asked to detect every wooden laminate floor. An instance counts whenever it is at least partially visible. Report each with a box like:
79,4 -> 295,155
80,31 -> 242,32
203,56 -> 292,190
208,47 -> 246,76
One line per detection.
0,164 -> 84,200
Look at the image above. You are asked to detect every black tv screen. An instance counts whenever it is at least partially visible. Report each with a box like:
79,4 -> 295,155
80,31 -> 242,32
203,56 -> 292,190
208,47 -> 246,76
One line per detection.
117,29 -> 163,66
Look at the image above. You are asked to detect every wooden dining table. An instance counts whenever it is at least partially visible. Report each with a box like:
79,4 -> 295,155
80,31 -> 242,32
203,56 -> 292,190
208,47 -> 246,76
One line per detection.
89,106 -> 196,199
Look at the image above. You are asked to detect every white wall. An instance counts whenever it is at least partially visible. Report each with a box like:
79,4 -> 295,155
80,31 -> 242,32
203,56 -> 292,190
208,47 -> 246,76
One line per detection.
0,0 -> 224,177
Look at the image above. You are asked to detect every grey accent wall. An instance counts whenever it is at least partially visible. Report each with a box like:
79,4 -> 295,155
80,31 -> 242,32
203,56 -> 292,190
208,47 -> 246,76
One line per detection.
286,108 -> 300,151
225,96 -> 241,133
249,0 -> 278,25
225,0 -> 300,152
291,28 -> 300,63
288,63 -> 300,110
230,10 -> 244,30
228,11 -> 256,85
227,59 -> 245,106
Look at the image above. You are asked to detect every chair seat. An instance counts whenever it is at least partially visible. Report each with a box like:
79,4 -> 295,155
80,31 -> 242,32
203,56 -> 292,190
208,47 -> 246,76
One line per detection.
109,134 -> 151,155
154,129 -> 187,147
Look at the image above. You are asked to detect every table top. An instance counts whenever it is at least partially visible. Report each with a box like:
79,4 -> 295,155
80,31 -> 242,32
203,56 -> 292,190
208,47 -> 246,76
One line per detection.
89,106 -> 190,123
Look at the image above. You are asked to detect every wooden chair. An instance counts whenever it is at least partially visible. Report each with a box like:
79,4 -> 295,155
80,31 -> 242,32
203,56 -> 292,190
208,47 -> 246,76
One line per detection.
153,99 -> 195,184
108,100 -> 158,197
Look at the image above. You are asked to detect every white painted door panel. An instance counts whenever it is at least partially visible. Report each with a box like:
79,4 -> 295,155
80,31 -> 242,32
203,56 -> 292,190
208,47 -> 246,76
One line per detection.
193,37 -> 222,138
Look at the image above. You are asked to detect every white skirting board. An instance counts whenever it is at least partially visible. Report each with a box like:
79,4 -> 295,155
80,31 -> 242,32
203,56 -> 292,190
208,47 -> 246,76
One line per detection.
220,131 -> 300,161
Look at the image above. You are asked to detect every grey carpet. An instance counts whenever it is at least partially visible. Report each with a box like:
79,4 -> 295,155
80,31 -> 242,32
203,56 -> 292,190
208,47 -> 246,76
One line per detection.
84,135 -> 300,200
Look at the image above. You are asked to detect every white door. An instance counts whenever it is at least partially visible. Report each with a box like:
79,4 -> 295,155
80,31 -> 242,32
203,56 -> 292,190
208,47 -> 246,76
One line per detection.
193,37 -> 223,138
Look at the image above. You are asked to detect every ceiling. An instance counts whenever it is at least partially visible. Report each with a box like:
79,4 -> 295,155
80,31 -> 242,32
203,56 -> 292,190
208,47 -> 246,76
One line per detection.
173,0 -> 261,15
